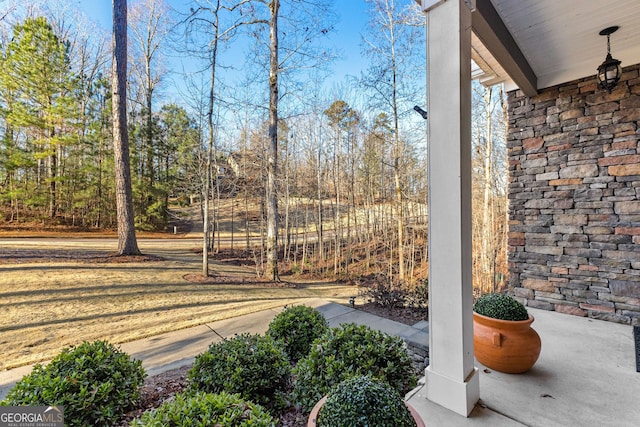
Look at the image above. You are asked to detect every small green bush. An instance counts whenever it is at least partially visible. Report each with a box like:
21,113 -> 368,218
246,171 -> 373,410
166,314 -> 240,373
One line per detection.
317,375 -> 416,427
131,391 -> 274,427
187,333 -> 291,410
473,293 -> 529,321
292,323 -> 417,413
3,340 -> 145,427
267,305 -> 329,362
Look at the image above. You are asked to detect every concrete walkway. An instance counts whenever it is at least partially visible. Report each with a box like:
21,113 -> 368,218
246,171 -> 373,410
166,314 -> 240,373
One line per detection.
1,301 -> 639,427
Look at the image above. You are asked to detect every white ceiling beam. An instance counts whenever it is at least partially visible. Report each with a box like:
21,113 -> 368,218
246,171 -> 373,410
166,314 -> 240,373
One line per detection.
472,0 -> 538,96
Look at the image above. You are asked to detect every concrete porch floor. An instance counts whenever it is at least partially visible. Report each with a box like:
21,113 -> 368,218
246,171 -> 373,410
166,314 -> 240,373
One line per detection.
407,307 -> 640,426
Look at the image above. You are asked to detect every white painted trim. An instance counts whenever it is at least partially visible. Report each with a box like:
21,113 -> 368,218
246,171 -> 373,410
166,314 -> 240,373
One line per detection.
426,366 -> 480,417
425,0 -> 480,417
421,0 -> 447,13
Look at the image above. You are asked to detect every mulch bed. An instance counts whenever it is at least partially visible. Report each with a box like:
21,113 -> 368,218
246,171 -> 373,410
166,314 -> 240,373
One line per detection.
356,302 -> 428,326
117,362 -> 309,426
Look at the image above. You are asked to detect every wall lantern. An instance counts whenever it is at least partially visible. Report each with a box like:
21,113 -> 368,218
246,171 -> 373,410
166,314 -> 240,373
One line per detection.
597,26 -> 622,93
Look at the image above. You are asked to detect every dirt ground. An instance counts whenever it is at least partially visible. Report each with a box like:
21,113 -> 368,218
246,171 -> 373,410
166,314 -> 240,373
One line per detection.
1,207 -> 429,425
1,231 -> 428,426
0,237 -> 355,371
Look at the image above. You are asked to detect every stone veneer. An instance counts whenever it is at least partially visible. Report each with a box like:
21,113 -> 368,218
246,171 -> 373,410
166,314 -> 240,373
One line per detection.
507,63 -> 640,325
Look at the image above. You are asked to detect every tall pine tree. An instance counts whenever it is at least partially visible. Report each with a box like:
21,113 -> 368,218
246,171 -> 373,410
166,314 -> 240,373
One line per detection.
112,0 -> 141,255
2,17 -> 78,218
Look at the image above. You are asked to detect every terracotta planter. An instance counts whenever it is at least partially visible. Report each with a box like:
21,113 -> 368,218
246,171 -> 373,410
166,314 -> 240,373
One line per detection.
473,311 -> 541,374
308,395 -> 425,427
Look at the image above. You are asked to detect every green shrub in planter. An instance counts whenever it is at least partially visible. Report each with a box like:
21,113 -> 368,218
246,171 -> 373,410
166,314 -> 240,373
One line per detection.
292,323 -> 417,413
317,375 -> 415,427
473,293 -> 528,321
187,333 -> 291,410
267,305 -> 329,362
2,340 -> 145,427
131,391 -> 274,427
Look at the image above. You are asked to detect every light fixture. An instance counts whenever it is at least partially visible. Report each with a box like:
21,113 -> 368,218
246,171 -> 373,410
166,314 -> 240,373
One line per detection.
597,26 -> 622,93
413,106 -> 428,120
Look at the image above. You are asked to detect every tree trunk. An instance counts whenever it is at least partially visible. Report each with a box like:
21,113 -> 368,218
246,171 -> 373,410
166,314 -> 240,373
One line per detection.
389,15 -> 404,283
265,0 -> 280,281
482,86 -> 494,293
317,139 -> 324,261
202,153 -> 211,275
202,0 -> 222,277
48,136 -> 57,218
112,0 -> 141,255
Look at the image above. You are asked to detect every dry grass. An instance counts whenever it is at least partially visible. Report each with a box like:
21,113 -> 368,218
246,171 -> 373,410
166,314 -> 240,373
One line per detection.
0,239 -> 353,371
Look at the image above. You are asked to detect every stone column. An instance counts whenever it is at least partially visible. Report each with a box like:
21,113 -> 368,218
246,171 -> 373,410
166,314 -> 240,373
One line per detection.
424,0 -> 479,417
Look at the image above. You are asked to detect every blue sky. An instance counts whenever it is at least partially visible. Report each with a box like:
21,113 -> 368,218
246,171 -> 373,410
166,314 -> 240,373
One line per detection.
77,0 -> 371,87
69,0 -> 427,132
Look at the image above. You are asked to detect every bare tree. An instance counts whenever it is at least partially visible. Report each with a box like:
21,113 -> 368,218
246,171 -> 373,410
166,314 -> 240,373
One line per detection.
187,0 -> 224,277
186,0 -> 266,276
187,0 -> 333,279
246,0 -> 335,280
129,0 -> 172,217
361,0 -> 425,283
324,99 -> 360,276
265,0 -> 280,280
112,0 -> 140,255
471,81 -> 509,294
481,86 -> 494,292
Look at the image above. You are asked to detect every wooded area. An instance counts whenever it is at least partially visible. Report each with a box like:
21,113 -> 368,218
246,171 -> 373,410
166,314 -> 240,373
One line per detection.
0,0 -> 508,294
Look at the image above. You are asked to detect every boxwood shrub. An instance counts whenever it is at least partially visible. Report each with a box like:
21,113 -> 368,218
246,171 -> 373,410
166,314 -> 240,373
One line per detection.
187,333 -> 291,410
292,323 -> 417,412
131,391 -> 274,427
317,375 -> 416,427
473,293 -> 529,321
3,340 -> 146,427
266,305 -> 329,362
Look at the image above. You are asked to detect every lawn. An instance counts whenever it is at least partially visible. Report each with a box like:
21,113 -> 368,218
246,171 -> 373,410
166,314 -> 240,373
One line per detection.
0,238 -> 353,370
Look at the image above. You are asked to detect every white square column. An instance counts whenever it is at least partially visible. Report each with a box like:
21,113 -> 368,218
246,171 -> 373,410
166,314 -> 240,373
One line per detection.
424,0 -> 479,417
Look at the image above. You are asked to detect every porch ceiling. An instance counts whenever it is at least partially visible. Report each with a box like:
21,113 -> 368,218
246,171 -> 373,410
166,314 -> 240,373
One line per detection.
470,0 -> 640,95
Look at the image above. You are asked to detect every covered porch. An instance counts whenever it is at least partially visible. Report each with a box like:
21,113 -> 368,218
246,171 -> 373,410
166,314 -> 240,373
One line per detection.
407,305 -> 639,425
418,0 -> 640,422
